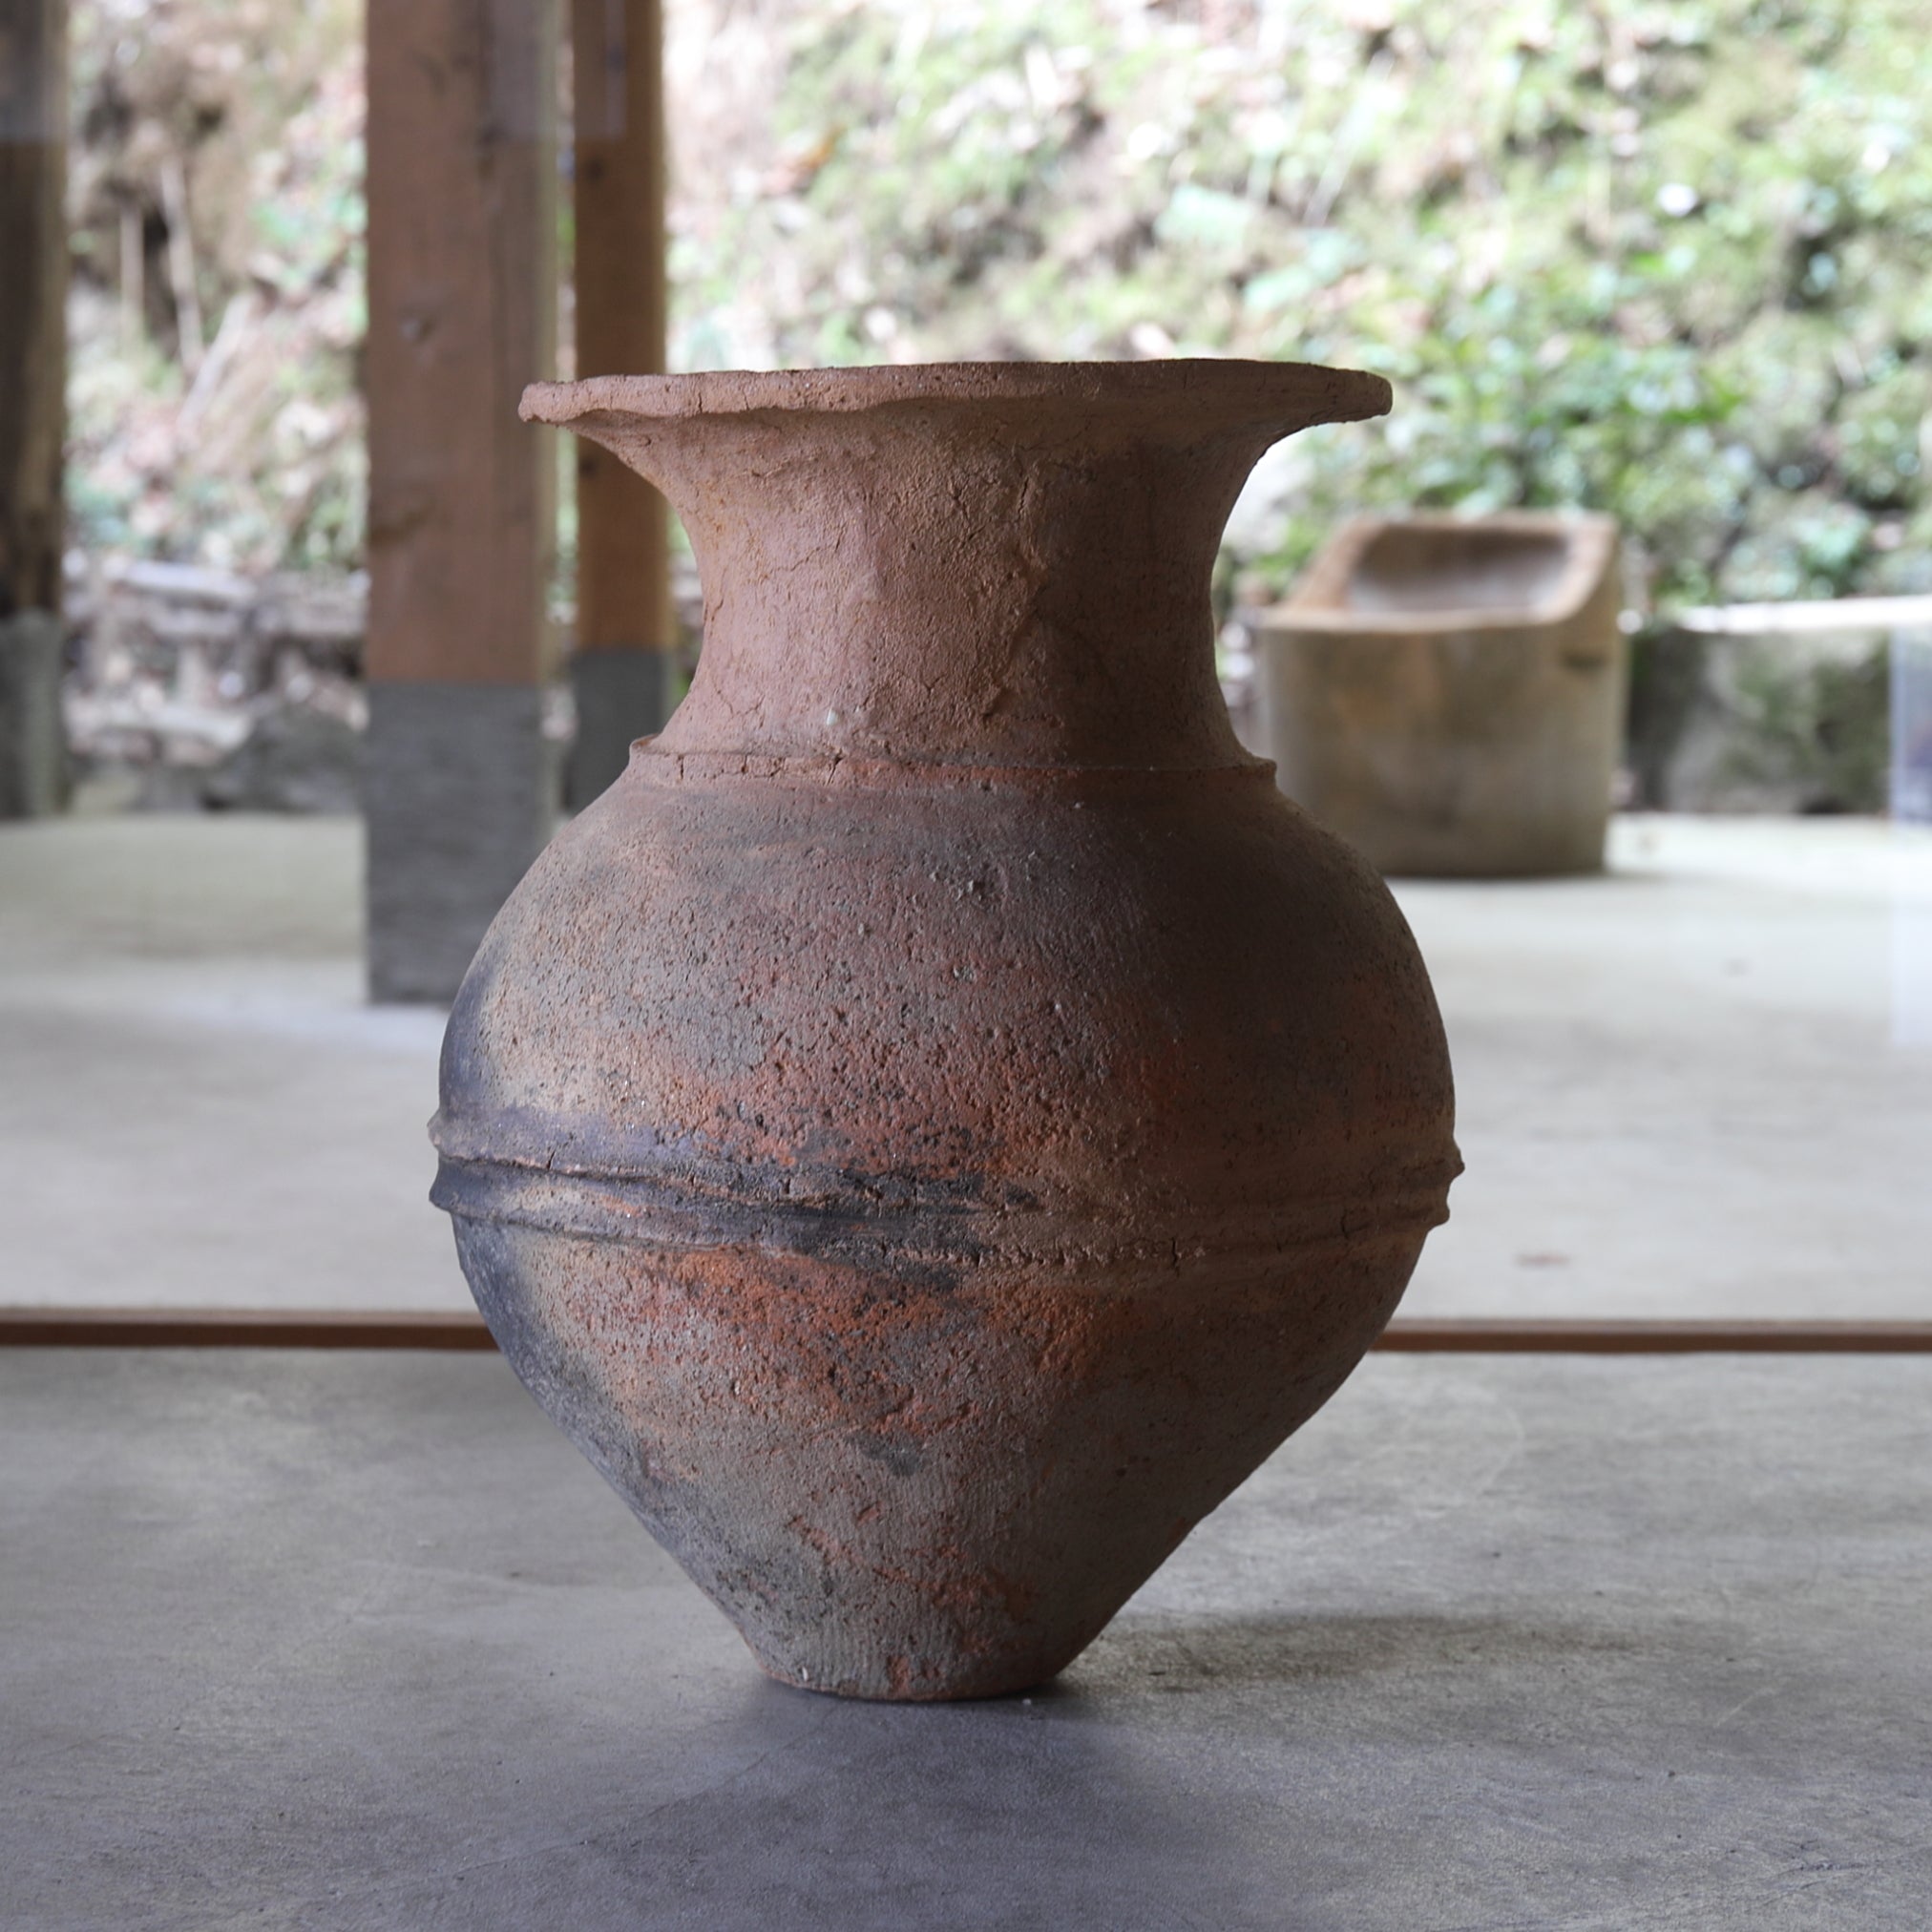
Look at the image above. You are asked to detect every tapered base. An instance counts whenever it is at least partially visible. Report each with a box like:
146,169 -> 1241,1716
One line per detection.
448,1211 -> 1423,1701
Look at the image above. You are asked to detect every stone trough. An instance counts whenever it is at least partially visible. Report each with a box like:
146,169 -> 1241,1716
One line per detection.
1254,512 -> 1625,876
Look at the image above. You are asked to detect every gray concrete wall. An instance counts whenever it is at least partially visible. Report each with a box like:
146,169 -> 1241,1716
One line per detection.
0,609 -> 68,817
364,682 -> 556,1004
565,645 -> 672,809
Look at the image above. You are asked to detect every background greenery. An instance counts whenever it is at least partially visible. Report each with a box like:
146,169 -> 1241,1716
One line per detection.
68,0 -> 364,576
69,0 -> 1932,627
675,0 -> 1932,620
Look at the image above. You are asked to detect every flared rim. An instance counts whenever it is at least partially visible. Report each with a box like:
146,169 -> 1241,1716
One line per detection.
520,358 -> 1392,429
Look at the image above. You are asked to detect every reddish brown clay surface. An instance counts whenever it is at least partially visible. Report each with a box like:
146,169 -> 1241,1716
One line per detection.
433,362 -> 1460,1700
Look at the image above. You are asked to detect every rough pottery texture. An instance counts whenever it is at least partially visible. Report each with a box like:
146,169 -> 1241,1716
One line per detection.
432,363 -> 1460,1700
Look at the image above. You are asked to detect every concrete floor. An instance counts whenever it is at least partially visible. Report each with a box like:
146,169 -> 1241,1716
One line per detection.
4,1348 -> 1927,1929
1,811 -> 1927,1317
1398,814 -> 1932,1320
0,817 -> 450,1311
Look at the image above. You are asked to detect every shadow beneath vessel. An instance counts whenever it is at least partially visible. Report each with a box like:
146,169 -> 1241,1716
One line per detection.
480,1616 -> 1656,1930
366,1663 -> 1382,1932
1070,1608 -> 1647,1697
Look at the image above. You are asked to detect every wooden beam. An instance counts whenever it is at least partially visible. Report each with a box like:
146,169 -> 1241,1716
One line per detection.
566,0 -> 675,803
0,0 -> 70,819
5,1310 -> 1930,1355
365,0 -> 557,690
0,1309 -> 500,1350
1376,1319 -> 1932,1354
363,0 -> 561,1000
572,0 -> 670,654
0,0 -> 64,622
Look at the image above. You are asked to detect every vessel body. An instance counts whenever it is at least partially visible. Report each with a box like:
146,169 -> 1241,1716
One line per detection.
432,363 -> 1460,1699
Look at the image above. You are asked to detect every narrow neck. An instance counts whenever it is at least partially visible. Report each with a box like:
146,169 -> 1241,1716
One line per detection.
658,413 -> 1257,768
531,365 -> 1393,770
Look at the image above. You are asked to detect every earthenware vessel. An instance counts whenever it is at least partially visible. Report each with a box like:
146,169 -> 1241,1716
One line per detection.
431,362 -> 1460,1699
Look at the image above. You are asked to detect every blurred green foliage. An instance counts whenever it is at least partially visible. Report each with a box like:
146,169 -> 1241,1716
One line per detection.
676,0 -> 1932,614
64,0 -> 1932,616
67,0 -> 366,575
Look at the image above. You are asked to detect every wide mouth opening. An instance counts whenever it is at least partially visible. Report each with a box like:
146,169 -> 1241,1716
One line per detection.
520,359 -> 1392,435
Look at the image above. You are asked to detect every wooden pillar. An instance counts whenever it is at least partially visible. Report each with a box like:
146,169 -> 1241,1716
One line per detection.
0,0 -> 70,818
364,0 -> 559,1001
567,0 -> 674,808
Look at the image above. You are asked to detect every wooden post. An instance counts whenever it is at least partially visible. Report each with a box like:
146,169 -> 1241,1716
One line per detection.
0,0 -> 70,818
364,0 -> 559,1001
567,0 -> 674,807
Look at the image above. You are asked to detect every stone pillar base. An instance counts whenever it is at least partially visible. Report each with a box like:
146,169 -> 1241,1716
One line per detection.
566,646 -> 674,810
365,682 -> 556,1004
0,611 -> 69,819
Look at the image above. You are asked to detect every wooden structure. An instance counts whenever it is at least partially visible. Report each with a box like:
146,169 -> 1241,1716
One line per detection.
363,0 -> 559,1001
2,0 -> 668,976
0,0 -> 70,817
9,1306 -> 1932,1354
362,0 -> 672,998
567,0 -> 675,808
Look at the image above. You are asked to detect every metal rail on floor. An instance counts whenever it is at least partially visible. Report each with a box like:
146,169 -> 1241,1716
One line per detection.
2,1309 -> 1930,1353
